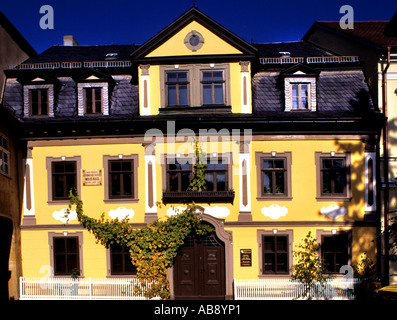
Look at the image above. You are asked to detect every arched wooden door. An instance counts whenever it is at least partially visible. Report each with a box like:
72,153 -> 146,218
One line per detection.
173,232 -> 226,300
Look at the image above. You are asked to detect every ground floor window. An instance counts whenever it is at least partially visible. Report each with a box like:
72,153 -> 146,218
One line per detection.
321,233 -> 349,273
109,245 -> 137,275
48,232 -> 83,277
257,229 -> 293,276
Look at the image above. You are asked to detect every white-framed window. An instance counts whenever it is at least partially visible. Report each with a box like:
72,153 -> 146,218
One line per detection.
77,82 -> 109,116
284,77 -> 316,112
23,84 -> 55,117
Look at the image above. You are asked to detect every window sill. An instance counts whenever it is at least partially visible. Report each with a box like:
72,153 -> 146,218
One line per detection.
316,196 -> 352,202
159,105 -> 231,114
162,190 -> 235,204
104,198 -> 139,204
258,274 -> 291,278
257,196 -> 293,201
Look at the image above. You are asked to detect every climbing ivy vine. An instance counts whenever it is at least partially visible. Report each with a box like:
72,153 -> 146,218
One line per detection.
66,142 -> 213,299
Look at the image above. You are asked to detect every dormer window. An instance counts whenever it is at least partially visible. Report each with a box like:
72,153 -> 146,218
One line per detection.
84,87 -> 103,114
30,88 -> 49,116
74,70 -> 114,116
23,84 -> 55,117
291,83 -> 309,110
282,64 -> 318,112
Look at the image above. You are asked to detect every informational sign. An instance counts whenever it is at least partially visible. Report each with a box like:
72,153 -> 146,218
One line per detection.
240,249 -> 252,267
82,169 -> 102,186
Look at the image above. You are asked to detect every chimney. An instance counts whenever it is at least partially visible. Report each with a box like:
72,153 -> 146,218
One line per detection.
63,35 -> 79,46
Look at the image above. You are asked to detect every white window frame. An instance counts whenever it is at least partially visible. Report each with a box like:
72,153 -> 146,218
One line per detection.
77,82 -> 109,116
23,84 -> 54,117
284,77 -> 316,112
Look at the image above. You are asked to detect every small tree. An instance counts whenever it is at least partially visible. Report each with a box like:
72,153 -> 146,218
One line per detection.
291,232 -> 333,299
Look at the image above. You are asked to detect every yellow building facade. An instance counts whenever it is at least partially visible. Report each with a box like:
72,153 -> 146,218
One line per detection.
4,8 -> 384,299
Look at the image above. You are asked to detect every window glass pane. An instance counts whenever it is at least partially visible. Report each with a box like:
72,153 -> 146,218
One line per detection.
123,173 -> 132,196
274,160 -> 284,168
301,84 -> 308,97
216,172 -> 226,191
322,159 -> 333,169
275,172 -> 285,194
276,236 -> 287,251
177,72 -> 187,82
264,254 -> 275,272
168,85 -> 177,106
214,84 -> 223,104
40,90 -> 48,115
277,253 -> 288,272
205,172 -> 214,191
301,97 -> 308,109
167,73 -> 177,82
262,160 -> 273,169
292,84 -> 299,97
179,84 -> 188,105
181,172 -> 190,191
263,236 -> 274,251
263,172 -> 272,194
333,159 -> 344,168
203,84 -> 212,105
322,171 -> 332,194
292,97 -> 299,109
334,171 -> 345,193
168,173 -> 179,191
202,72 -> 213,81
213,71 -> 223,81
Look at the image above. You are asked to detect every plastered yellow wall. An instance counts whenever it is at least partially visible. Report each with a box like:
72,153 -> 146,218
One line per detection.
146,21 -> 242,57
22,137 -> 374,278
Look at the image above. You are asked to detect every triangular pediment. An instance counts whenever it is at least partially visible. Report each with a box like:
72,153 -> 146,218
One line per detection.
280,63 -> 319,77
131,8 -> 257,62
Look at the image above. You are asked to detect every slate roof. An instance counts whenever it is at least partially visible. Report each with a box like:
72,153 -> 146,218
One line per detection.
252,41 -> 333,58
22,44 -> 138,64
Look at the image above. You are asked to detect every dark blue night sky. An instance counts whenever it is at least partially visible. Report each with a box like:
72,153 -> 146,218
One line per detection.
1,0 -> 396,54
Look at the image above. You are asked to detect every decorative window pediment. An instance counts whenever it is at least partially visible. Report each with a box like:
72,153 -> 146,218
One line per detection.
73,70 -> 115,116
19,72 -> 60,118
281,64 -> 318,112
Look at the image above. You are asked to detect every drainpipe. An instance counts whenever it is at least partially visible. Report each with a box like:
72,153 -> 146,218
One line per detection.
382,46 -> 391,285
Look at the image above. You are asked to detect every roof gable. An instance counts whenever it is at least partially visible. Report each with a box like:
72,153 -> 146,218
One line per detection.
131,7 -> 257,62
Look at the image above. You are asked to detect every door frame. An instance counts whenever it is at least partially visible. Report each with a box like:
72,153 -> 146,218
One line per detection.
169,208 -> 234,300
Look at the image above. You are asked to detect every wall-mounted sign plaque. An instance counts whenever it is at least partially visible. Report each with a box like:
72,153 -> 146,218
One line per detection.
240,249 -> 252,267
82,169 -> 102,186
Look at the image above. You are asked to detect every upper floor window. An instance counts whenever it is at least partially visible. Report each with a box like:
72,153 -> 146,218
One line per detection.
166,157 -> 192,192
166,71 -> 189,107
282,64 -> 318,112
103,154 -> 139,203
255,152 -> 292,200
315,152 -> 351,201
160,64 -> 230,111
23,84 -> 54,117
205,158 -> 228,191
202,70 -> 224,105
109,159 -> 134,199
47,156 -> 81,203
84,87 -> 103,114
291,83 -> 309,110
30,89 -> 49,116
52,161 -> 77,201
0,134 -> 9,175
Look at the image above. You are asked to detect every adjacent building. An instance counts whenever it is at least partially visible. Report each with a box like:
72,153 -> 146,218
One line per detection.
304,11 -> 397,284
0,11 -> 36,300
2,8 -> 385,299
